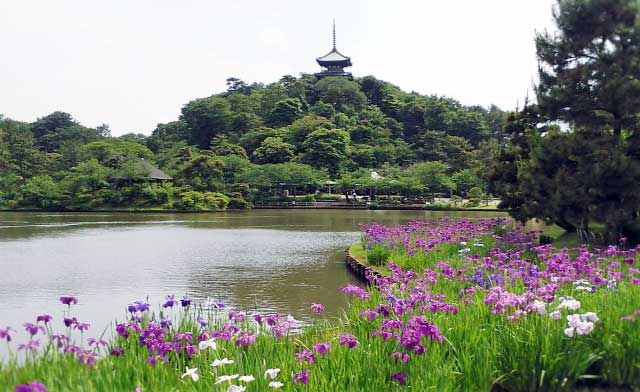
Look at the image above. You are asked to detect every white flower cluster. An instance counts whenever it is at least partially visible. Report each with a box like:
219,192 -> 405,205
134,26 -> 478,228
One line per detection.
564,312 -> 599,337
573,279 -> 595,293
181,360 -> 284,390
548,297 -> 598,338
530,300 -> 547,315
556,296 -> 581,311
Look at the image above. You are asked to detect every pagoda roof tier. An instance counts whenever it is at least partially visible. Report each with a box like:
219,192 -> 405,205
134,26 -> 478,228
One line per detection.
316,48 -> 352,67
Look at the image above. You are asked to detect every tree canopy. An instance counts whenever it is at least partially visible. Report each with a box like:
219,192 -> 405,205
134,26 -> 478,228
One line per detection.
0,71 -> 507,210
488,0 -> 640,239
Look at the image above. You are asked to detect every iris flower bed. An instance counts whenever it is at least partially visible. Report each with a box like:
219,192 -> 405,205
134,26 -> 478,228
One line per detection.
1,218 -> 639,391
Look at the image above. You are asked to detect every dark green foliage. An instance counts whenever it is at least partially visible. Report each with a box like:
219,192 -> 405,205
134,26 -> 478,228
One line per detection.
238,127 -> 282,155
408,161 -> 454,195
176,154 -> 225,192
173,191 -> 229,210
31,112 -> 102,152
209,135 -> 248,158
286,115 -> 334,148
366,244 -> 391,266
147,121 -> 192,153
466,187 -> 483,207
252,137 -> 295,164
309,102 -> 335,118
302,128 -> 350,175
452,170 -> 484,195
20,175 -> 62,209
489,0 -> 640,238
315,77 -> 367,113
227,194 -> 252,209
81,139 -> 154,168
0,71 -> 508,211
268,98 -> 305,127
181,97 -> 232,148
536,0 -> 640,135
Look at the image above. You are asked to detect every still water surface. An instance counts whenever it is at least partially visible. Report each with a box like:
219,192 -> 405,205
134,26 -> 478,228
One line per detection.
0,210 -> 506,341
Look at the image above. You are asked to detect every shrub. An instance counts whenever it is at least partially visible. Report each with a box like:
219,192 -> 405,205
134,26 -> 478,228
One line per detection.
367,244 -> 391,266
315,193 -> 342,201
426,202 -> 455,211
450,195 -> 463,206
228,195 -> 252,209
203,192 -> 229,209
467,187 -> 483,206
173,191 -> 206,210
230,183 -> 250,198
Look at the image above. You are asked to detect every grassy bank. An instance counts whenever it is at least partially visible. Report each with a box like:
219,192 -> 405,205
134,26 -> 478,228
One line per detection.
1,218 -> 639,391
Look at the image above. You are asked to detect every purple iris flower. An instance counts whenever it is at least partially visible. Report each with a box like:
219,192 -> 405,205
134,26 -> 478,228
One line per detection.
197,316 -> 208,328
360,309 -> 379,321
184,345 -> 198,357
110,347 -> 124,356
75,322 -> 90,332
64,345 -> 81,355
63,317 -> 77,327
51,334 -> 69,348
160,318 -> 172,328
340,285 -> 371,300
18,339 -> 40,353
59,296 -> 78,306
78,350 -> 98,367
391,373 -> 408,385
235,332 -> 256,347
391,352 -> 410,363
293,369 -> 310,385
14,382 -> 48,392
36,315 -> 52,324
23,323 -> 44,337
128,301 -> 150,313
180,296 -> 192,308
174,332 -> 193,343
295,349 -> 317,364
253,314 -> 264,325
339,334 -> 358,349
0,327 -> 13,342
87,338 -> 108,347
163,295 -> 178,308
229,312 -> 245,322
314,342 -> 332,356
310,303 -> 325,313
115,323 -> 129,339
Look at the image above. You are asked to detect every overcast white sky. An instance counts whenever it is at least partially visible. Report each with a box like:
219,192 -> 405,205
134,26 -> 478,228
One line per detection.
0,0 -> 556,136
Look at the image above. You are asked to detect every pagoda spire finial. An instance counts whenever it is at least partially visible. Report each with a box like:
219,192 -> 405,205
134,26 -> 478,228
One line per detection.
332,19 -> 336,50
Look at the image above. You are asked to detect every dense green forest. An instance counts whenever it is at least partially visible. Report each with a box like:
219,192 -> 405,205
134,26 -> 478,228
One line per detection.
0,75 -> 507,211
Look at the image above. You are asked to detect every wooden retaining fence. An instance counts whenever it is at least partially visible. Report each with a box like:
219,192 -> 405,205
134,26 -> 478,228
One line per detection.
344,248 -> 384,284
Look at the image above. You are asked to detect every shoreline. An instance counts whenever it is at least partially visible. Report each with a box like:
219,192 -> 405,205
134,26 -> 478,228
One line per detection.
0,206 -> 508,213
344,245 -> 388,282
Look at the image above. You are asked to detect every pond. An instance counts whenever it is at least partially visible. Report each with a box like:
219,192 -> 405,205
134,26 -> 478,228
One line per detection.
0,210 -> 507,342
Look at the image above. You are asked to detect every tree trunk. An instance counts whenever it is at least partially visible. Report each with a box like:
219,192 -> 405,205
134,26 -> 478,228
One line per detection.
613,117 -> 622,136
555,218 -> 576,232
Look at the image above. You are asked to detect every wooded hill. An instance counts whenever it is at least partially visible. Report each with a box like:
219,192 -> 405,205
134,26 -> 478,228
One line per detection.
0,74 -> 507,210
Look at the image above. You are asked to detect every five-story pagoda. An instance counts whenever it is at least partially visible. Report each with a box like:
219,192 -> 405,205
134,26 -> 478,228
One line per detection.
315,21 -> 352,78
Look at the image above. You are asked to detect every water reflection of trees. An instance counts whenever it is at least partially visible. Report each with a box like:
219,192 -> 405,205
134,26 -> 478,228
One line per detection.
0,210 -> 507,241
185,250 -> 363,320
